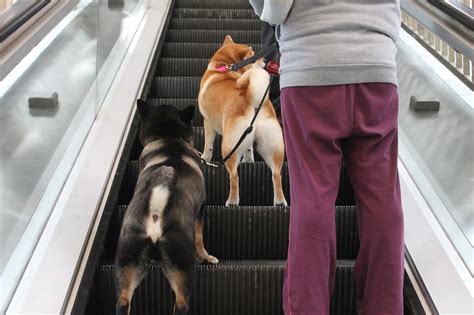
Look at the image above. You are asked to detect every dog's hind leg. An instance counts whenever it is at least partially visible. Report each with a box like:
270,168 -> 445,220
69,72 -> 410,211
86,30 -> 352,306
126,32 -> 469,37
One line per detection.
195,206 -> 219,264
115,263 -> 148,315
255,119 -> 288,206
222,152 -> 241,207
115,227 -> 150,315
161,262 -> 194,315
201,119 -> 216,162
222,118 -> 256,206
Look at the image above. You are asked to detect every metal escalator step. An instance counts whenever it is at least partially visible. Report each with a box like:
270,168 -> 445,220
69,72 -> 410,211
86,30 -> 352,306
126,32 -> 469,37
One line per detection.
166,29 -> 261,44
149,98 -> 201,124
173,8 -> 258,19
157,58 -> 209,77
121,160 -> 289,206
104,205 -> 359,261
130,125 -> 281,162
152,76 -> 200,99
162,42 -> 262,59
175,0 -> 253,9
119,161 -> 356,206
170,18 -> 263,31
160,43 -> 212,59
86,260 -> 357,315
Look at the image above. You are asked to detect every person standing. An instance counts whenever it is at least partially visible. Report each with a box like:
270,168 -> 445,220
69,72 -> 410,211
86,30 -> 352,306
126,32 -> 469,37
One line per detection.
249,1 -> 404,314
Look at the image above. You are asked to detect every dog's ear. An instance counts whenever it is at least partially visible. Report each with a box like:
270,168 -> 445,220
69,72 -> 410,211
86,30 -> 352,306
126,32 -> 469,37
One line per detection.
223,35 -> 234,45
179,105 -> 195,125
137,99 -> 150,118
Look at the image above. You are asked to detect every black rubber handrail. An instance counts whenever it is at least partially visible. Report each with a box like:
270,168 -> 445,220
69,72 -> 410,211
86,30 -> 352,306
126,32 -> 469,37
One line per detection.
0,0 -> 50,42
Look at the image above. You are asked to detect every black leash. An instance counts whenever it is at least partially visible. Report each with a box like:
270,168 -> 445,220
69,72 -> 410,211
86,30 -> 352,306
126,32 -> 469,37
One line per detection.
228,43 -> 278,72
200,75 -> 274,168
200,45 -> 278,168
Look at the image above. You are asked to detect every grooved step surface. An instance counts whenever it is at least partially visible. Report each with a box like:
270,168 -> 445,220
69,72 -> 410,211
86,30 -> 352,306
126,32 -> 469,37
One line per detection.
152,76 -> 200,99
147,99 -> 201,125
119,161 -> 356,207
104,206 -> 359,261
86,260 -> 357,315
173,8 -> 258,19
162,43 -> 262,59
157,58 -> 209,77
170,18 -> 263,31
175,0 -> 253,9
166,30 -> 261,44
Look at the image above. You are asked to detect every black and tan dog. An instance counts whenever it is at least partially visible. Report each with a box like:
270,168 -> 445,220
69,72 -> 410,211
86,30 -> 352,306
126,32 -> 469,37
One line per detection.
115,100 -> 218,315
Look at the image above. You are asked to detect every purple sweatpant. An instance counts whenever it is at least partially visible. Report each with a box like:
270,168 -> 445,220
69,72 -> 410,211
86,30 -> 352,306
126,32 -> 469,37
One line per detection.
281,84 -> 404,315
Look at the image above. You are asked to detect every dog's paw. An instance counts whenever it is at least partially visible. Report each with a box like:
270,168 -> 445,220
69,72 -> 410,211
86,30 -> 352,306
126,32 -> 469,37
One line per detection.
274,198 -> 288,207
206,255 -> 219,264
225,198 -> 239,207
201,151 -> 212,163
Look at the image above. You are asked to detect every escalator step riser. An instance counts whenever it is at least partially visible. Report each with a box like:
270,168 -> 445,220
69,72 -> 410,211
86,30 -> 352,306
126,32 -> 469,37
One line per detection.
170,18 -> 263,31
175,0 -> 253,9
166,30 -> 261,44
86,261 -> 356,315
104,206 -> 359,261
157,58 -> 209,77
151,77 -> 200,99
131,126 -> 268,162
173,8 -> 258,19
162,43 -> 261,59
119,161 -> 356,206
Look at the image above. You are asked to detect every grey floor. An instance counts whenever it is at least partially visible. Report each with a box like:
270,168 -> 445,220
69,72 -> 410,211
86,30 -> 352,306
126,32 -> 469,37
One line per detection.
396,41 -> 473,245
0,0 -> 140,273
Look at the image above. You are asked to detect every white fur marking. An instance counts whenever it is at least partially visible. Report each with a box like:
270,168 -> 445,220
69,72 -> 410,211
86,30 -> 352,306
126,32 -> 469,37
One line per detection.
146,185 -> 170,243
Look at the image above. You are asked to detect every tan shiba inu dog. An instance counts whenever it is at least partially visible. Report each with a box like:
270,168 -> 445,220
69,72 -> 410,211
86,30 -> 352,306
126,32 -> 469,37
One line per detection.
198,35 -> 287,207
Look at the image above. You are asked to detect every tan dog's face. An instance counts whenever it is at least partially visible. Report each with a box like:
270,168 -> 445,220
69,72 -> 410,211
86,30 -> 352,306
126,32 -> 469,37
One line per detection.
210,35 -> 255,73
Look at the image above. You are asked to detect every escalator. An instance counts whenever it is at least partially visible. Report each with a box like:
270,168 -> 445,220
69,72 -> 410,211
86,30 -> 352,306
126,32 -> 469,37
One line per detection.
74,0 -> 425,314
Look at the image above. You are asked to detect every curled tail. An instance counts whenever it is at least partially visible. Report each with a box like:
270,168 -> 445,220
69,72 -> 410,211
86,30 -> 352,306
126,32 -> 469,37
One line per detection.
236,62 -> 270,110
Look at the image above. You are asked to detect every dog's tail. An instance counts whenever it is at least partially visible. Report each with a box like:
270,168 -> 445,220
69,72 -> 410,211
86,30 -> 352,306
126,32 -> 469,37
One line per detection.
147,166 -> 176,222
236,61 -> 270,110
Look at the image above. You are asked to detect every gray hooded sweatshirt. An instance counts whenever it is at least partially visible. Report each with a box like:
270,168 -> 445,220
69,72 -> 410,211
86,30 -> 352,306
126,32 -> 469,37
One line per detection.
249,0 -> 401,88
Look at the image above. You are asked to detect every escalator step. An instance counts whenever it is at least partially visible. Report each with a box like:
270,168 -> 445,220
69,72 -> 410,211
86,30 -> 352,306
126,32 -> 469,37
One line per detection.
119,161 -> 356,206
162,42 -> 262,59
170,18 -> 263,31
86,260 -> 356,315
104,206 -> 359,261
173,8 -> 258,19
175,0 -> 253,9
120,160 -> 289,206
157,58 -> 209,77
152,77 -> 200,99
166,29 -> 261,44
153,76 -> 275,99
146,98 -> 202,125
